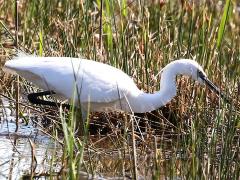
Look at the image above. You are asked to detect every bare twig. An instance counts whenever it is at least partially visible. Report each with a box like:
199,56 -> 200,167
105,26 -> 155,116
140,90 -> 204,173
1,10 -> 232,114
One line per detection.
130,115 -> 138,180
29,139 -> 37,178
15,0 -> 19,132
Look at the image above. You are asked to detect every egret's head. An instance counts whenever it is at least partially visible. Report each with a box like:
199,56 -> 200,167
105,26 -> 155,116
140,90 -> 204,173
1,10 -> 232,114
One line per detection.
169,59 -> 224,97
167,59 -> 206,84
180,59 -> 226,99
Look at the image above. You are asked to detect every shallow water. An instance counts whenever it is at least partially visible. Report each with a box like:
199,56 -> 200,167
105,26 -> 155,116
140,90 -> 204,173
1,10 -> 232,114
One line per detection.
0,97 -> 62,179
0,97 -> 149,179
0,98 -> 120,180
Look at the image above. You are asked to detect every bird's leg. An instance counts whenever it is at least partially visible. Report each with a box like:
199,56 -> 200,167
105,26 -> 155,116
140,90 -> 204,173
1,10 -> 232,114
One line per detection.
27,90 -> 70,109
28,90 -> 55,106
28,91 -> 89,136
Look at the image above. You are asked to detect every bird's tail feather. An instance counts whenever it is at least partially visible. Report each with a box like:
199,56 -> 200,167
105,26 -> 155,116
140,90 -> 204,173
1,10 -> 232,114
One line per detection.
3,50 -> 31,74
14,49 -> 32,59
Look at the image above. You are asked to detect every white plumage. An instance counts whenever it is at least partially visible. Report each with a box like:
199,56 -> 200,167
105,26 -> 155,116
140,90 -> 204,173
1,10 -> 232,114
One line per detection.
4,54 -> 219,113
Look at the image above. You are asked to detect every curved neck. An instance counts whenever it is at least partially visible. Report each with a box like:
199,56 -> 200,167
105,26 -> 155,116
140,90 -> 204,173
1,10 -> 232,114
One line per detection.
127,59 -> 200,113
129,68 -> 177,113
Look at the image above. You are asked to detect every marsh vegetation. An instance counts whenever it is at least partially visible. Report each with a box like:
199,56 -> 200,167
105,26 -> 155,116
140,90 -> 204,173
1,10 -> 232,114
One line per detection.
0,0 -> 239,179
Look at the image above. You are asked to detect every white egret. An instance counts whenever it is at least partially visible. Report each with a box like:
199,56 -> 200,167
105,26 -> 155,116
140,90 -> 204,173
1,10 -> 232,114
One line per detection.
4,54 -> 224,113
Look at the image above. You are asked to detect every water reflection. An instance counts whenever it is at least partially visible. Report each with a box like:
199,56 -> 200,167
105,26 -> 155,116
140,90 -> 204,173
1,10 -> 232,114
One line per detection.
0,97 -> 152,179
0,97 -> 61,179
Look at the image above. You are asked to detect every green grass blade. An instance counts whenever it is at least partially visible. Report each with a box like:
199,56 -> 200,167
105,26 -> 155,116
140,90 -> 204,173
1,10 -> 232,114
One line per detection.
121,0 -> 127,17
217,0 -> 232,49
39,29 -> 43,56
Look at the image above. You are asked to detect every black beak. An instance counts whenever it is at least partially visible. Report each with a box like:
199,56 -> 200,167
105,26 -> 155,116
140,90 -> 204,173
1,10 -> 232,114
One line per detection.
198,71 -> 229,102
204,77 -> 221,95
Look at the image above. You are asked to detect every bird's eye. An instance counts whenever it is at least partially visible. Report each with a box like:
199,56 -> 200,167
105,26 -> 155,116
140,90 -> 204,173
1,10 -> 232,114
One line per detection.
198,70 -> 205,79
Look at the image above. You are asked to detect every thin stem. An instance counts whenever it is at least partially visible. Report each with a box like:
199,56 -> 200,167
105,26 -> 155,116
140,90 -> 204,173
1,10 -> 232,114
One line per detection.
99,0 -> 103,54
15,0 -> 19,132
131,115 -> 138,180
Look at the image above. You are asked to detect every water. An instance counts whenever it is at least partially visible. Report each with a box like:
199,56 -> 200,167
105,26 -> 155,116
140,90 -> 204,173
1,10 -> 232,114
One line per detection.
0,97 -> 62,179
0,97 -> 144,179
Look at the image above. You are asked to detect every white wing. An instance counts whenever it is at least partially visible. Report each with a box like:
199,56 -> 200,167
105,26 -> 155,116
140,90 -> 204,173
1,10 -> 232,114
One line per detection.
4,56 -> 141,103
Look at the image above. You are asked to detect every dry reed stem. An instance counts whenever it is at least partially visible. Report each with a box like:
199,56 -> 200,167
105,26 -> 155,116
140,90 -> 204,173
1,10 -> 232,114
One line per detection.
130,115 -> 138,180
14,0 -> 19,132
99,0 -> 103,54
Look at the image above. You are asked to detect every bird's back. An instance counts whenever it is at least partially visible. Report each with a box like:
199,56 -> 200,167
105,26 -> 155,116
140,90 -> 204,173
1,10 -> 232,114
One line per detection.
4,55 -> 141,110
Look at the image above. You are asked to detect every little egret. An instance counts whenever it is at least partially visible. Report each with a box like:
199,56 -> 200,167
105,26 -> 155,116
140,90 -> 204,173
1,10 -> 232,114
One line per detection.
4,54 -> 224,113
